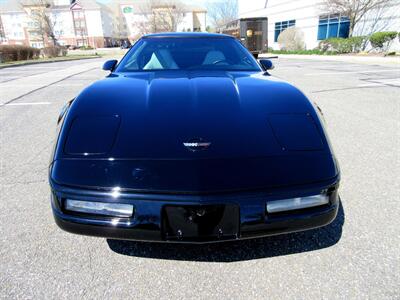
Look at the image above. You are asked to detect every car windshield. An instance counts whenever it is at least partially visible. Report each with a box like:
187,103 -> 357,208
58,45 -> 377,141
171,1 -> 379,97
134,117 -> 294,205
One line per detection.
115,37 -> 261,72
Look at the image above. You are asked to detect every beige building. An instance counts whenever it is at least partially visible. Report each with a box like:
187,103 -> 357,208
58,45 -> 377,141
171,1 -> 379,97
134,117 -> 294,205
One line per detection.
118,1 -> 207,40
0,0 -> 121,48
0,0 -> 207,49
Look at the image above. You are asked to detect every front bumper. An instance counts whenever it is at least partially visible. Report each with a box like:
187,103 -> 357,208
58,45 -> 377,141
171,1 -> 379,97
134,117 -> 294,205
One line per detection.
51,178 -> 339,243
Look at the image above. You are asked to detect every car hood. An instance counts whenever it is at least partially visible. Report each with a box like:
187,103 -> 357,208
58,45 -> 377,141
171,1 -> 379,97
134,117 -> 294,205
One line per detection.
51,71 -> 339,193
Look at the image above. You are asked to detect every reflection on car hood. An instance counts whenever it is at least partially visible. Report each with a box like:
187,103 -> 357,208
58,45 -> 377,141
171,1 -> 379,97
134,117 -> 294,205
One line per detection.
59,71 -> 327,159
52,71 -> 339,193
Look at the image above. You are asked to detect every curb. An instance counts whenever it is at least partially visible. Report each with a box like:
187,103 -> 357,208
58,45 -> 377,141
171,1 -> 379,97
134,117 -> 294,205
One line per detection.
259,53 -> 400,65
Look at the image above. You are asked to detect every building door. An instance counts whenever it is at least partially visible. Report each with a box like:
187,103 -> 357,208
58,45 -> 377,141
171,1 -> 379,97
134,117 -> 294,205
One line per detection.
246,21 -> 263,52
240,18 -> 268,53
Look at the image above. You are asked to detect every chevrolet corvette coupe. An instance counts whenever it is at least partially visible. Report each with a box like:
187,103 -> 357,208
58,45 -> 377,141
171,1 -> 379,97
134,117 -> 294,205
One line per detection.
50,33 -> 340,243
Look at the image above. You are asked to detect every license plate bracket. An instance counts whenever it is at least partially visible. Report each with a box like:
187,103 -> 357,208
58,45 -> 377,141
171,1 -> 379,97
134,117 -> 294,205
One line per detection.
162,204 -> 239,242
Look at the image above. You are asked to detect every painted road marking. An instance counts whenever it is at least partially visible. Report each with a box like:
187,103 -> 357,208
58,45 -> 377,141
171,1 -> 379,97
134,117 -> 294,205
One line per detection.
1,102 -> 51,107
355,78 -> 400,88
311,78 -> 400,93
305,69 -> 400,76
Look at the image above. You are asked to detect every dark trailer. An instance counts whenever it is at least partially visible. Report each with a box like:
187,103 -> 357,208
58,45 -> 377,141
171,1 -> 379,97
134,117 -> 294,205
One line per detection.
219,17 -> 268,56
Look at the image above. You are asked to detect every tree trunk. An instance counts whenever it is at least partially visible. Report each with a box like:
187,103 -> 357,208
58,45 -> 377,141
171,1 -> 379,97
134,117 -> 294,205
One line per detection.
349,24 -> 354,37
349,16 -> 356,37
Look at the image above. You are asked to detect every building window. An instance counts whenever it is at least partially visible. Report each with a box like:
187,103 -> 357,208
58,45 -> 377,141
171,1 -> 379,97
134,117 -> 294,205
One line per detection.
274,20 -> 295,42
317,14 -> 350,40
74,11 -> 83,18
31,42 -> 43,48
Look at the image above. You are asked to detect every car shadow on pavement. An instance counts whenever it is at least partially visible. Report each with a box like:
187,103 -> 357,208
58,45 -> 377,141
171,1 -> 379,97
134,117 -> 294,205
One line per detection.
107,200 -> 345,262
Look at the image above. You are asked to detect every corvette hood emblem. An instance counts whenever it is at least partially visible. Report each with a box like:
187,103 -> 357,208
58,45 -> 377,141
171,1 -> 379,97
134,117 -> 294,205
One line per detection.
183,138 -> 211,152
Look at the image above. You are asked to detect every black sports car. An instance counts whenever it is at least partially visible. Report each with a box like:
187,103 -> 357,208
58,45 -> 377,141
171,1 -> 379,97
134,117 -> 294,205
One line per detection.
50,33 -> 340,243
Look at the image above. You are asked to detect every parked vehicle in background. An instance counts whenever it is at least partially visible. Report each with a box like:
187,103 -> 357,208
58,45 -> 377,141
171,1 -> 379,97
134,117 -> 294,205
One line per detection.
120,40 -> 132,49
218,18 -> 269,56
66,45 -> 78,50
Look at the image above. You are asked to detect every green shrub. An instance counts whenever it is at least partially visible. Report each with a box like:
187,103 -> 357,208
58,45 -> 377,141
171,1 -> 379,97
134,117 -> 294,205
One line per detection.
319,38 -> 342,53
42,46 -> 67,58
268,49 -> 335,55
60,47 -> 68,56
347,36 -> 366,52
79,46 -> 94,50
369,31 -> 398,50
319,37 -> 366,53
0,45 -> 40,62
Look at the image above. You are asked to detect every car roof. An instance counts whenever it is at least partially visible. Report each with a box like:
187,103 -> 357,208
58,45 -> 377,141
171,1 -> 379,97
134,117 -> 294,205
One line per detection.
143,32 -> 234,39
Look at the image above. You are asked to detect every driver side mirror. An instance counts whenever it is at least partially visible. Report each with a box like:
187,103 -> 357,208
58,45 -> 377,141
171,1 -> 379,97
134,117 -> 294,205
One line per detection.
102,60 -> 118,71
259,59 -> 274,71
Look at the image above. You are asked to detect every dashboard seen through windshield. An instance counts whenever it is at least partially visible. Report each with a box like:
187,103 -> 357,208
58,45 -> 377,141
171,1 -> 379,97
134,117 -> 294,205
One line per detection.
116,37 -> 262,72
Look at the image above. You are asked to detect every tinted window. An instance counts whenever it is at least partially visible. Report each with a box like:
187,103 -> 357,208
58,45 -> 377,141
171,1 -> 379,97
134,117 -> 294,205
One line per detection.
116,37 -> 261,72
274,20 -> 296,42
317,15 -> 350,40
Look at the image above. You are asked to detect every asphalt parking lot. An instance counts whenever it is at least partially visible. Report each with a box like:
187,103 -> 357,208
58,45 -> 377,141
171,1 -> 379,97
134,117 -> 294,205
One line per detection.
0,57 -> 399,298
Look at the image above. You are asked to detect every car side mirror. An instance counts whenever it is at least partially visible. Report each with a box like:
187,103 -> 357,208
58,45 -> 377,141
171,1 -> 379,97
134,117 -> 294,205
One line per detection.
102,60 -> 118,71
259,59 -> 274,71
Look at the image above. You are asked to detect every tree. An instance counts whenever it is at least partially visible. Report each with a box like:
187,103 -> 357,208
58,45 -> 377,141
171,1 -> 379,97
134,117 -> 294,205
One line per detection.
207,0 -> 238,29
321,0 -> 394,36
277,27 -> 306,51
152,1 -> 186,32
0,15 -> 6,42
351,3 -> 399,49
21,0 -> 59,46
133,0 -> 186,36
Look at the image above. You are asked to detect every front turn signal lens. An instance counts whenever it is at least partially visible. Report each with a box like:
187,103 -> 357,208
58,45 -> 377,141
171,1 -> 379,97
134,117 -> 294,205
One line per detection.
266,194 -> 329,213
65,199 -> 133,218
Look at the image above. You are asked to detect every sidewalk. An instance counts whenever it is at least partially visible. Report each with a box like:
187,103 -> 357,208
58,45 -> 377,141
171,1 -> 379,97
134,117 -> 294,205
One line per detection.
68,48 -> 129,57
259,53 -> 400,66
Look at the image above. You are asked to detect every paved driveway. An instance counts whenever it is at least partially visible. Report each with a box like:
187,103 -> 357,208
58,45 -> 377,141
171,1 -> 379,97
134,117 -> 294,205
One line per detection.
0,57 -> 399,299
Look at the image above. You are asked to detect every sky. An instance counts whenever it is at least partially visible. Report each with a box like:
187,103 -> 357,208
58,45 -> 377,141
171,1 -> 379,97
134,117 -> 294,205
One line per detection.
0,0 -> 235,8
96,0 -> 228,4
0,0 -> 228,3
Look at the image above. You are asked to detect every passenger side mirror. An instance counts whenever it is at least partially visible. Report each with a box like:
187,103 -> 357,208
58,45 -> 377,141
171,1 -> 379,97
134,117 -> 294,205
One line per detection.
259,59 -> 274,71
102,60 -> 118,71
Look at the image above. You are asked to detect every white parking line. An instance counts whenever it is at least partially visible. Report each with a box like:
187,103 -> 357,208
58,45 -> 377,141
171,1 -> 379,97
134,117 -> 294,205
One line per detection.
357,83 -> 386,88
53,83 -> 86,86
0,83 -> 86,87
356,78 -> 400,87
305,69 -> 400,76
1,102 -> 51,107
